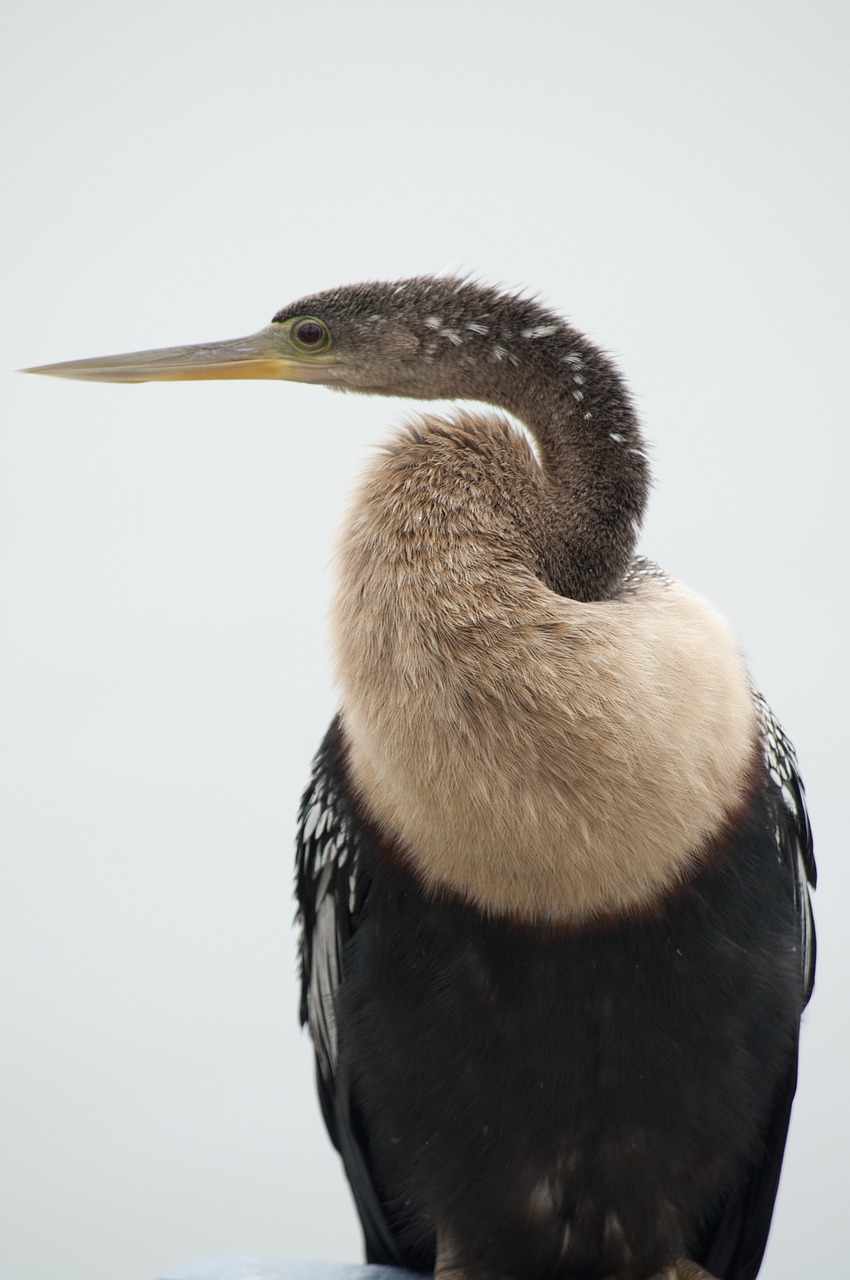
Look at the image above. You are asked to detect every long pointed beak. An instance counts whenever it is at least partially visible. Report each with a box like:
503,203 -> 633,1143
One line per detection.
21,327 -> 328,384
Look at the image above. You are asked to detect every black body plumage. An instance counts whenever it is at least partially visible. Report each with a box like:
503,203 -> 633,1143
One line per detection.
297,704 -> 814,1280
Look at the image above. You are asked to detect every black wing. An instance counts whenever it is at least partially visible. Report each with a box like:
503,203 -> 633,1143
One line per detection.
295,717 -> 405,1265
697,694 -> 816,1280
756,693 -> 817,1005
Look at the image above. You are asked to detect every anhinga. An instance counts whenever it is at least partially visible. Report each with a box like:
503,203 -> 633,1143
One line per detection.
26,276 -> 815,1280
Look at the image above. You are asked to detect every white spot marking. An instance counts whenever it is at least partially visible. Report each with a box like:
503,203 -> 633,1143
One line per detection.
572,389 -> 584,401
528,1177 -> 557,1217
521,323 -> 559,339
609,432 -> 625,444
424,315 -> 442,330
467,322 -> 489,335
492,344 -> 506,362
562,352 -> 583,366
440,328 -> 463,346
303,802 -> 322,840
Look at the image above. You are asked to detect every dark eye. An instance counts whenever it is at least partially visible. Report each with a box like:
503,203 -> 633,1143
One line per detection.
292,318 -> 330,351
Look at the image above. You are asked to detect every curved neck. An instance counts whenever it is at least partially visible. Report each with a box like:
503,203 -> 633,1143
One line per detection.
375,298 -> 651,602
484,326 -> 648,600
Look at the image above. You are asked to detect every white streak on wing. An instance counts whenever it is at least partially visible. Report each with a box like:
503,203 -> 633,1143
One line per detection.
303,801 -> 322,840
319,833 -> 339,870
799,846 -> 815,994
307,890 -> 341,1074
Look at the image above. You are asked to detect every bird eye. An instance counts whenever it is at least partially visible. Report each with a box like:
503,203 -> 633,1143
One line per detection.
291,318 -> 330,352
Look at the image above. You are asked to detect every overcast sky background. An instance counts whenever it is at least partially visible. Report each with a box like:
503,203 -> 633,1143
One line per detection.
2,3 -> 848,1279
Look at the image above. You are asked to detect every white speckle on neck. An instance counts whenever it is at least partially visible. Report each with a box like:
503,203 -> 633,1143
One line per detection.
492,344 -> 507,363
610,432 -> 625,444
467,322 -> 489,335
562,352 -> 583,366
440,328 -> 463,347
424,315 -> 442,330
572,389 -> 584,402
521,323 -> 559,339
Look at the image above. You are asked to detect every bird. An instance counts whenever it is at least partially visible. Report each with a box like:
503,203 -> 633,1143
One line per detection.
26,275 -> 816,1280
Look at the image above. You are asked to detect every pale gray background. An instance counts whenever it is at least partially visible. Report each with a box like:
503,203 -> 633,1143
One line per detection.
2,3 -> 847,1279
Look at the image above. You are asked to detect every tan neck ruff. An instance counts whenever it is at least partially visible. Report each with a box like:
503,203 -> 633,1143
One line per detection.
331,417 -> 757,924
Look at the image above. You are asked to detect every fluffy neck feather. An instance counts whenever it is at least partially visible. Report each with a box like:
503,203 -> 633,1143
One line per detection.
331,411 -> 755,923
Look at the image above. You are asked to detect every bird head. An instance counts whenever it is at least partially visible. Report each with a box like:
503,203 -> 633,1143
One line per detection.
22,277 -> 558,403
